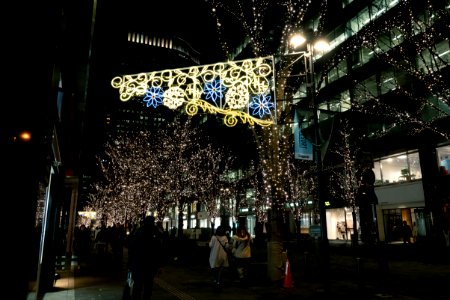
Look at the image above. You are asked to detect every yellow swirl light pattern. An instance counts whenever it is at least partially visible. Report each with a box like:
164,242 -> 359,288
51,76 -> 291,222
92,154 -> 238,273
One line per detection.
111,56 -> 276,127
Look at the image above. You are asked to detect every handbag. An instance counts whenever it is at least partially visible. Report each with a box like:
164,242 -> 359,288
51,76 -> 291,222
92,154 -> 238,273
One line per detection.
126,271 -> 134,288
217,237 -> 232,256
122,271 -> 133,300
218,238 -> 236,267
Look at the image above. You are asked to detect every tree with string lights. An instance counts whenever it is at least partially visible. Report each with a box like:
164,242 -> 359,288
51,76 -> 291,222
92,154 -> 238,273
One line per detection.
327,119 -> 364,245
285,160 -> 317,237
156,117 -> 204,237
206,0 -> 329,281
87,115 -> 237,238
196,142 -> 235,230
331,1 -> 449,140
205,0 -> 448,281
88,130 -> 172,226
323,1 -> 449,244
154,117 -> 237,237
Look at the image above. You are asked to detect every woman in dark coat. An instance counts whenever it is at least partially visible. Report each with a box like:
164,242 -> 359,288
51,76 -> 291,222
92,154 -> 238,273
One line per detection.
128,216 -> 164,299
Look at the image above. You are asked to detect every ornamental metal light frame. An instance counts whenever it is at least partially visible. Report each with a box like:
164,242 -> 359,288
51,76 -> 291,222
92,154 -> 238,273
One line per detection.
111,56 -> 277,127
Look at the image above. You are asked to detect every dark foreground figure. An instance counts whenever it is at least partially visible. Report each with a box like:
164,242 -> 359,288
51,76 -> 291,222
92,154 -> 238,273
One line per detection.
128,216 -> 165,300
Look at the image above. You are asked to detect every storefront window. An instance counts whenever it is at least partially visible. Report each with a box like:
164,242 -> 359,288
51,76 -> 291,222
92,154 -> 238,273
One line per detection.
408,152 -> 422,180
437,144 -> 450,175
373,160 -> 382,184
373,151 -> 422,185
326,207 -> 359,240
300,213 -> 312,232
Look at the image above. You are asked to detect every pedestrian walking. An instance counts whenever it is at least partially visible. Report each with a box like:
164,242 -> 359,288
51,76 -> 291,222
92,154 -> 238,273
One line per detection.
74,224 -> 92,267
209,226 -> 231,290
412,222 -> 418,243
128,216 -> 165,300
232,226 -> 252,283
94,222 -> 109,255
401,220 -> 412,244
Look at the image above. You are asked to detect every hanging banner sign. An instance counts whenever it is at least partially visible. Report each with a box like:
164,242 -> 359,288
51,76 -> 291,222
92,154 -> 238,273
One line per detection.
294,110 -> 313,160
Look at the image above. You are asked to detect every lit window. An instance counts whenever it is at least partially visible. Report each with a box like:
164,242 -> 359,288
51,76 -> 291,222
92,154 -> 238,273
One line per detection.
373,151 -> 422,185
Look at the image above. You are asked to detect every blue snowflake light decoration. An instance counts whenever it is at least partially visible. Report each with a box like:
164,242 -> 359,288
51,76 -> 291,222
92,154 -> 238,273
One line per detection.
204,79 -> 226,105
249,93 -> 275,118
143,86 -> 164,108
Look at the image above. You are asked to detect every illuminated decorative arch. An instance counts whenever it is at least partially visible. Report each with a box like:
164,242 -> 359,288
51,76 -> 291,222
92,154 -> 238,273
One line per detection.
111,56 -> 276,127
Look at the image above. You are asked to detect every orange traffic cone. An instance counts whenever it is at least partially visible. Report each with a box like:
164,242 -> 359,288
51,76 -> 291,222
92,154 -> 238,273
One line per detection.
283,258 -> 294,288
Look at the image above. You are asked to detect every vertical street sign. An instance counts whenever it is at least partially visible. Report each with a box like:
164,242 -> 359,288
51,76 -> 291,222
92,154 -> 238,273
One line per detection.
294,110 -> 313,160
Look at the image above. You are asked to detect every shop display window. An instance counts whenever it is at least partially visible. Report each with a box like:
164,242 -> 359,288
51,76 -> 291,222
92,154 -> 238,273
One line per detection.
437,144 -> 450,175
373,151 -> 422,185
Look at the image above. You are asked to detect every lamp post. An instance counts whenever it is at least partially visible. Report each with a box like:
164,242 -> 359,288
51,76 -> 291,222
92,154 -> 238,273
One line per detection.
289,33 -> 331,289
289,33 -> 329,245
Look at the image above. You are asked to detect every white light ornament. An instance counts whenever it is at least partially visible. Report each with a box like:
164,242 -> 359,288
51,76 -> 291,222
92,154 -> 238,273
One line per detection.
111,56 -> 277,127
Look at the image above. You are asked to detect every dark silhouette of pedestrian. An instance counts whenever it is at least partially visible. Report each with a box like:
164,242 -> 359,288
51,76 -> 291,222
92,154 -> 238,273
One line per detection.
95,222 -> 109,255
128,216 -> 165,300
401,220 -> 412,244
356,168 -> 378,245
412,221 -> 418,243
74,224 -> 92,267
110,223 -> 126,266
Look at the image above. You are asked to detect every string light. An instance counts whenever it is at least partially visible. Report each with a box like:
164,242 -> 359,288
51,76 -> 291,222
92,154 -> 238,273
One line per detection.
85,117 -> 236,226
100,0 -> 448,226
204,0 -> 448,225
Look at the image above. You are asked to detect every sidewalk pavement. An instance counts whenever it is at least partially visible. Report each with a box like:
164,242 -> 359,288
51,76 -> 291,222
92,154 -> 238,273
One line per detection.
27,240 -> 450,300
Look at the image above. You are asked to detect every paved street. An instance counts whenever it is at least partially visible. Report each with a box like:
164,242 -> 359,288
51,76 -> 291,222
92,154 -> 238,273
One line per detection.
27,240 -> 450,300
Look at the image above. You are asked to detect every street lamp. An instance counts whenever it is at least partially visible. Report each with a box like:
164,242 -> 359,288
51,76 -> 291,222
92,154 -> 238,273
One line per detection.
289,31 -> 332,290
289,33 -> 329,244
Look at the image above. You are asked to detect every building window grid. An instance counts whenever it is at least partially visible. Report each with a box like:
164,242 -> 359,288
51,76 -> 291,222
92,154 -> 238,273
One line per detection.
325,0 -> 446,118
419,40 -> 449,73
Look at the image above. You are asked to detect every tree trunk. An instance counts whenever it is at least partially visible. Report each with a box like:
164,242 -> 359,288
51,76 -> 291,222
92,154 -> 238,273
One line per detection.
177,203 -> 184,239
267,208 -> 284,282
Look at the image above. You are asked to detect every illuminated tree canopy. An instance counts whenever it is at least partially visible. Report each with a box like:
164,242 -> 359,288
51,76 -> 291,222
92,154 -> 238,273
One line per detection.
86,116 -> 239,227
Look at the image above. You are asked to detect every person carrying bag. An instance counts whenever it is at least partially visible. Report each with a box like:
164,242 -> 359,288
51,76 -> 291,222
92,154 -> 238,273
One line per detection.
209,226 -> 231,289
232,226 -> 253,282
122,271 -> 134,300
